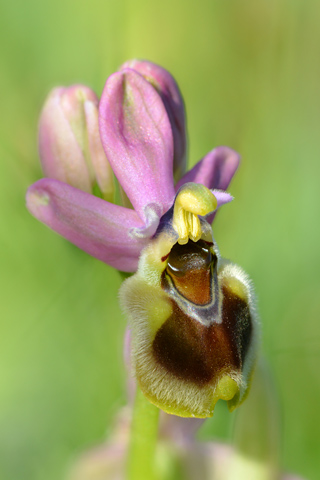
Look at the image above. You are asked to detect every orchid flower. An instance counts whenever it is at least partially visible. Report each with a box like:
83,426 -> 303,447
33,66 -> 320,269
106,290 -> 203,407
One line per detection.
27,60 -> 260,478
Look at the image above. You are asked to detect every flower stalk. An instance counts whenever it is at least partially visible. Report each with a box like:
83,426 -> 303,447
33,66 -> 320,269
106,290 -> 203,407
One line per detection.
128,386 -> 160,480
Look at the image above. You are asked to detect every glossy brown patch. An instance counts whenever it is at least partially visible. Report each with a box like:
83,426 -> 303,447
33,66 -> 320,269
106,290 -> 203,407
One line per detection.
169,268 -> 212,304
161,252 -> 170,262
165,239 -> 214,305
152,284 -> 252,386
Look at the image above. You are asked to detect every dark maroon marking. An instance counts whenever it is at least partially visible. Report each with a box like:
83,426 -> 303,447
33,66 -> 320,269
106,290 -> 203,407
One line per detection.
202,240 -> 214,247
161,252 -> 170,262
152,284 -> 252,387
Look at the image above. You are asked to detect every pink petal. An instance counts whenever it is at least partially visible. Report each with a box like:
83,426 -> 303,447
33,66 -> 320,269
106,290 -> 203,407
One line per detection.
84,100 -> 115,202
99,69 -> 175,221
38,87 -> 93,193
26,179 -> 149,272
211,190 -> 234,208
176,146 -> 240,192
121,60 -> 187,180
205,189 -> 234,225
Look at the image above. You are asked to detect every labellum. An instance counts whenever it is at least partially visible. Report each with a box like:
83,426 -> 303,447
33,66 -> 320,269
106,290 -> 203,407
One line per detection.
120,183 -> 258,418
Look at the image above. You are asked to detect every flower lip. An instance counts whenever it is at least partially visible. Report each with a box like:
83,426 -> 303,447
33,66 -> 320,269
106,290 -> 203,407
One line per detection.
120,178 -> 258,418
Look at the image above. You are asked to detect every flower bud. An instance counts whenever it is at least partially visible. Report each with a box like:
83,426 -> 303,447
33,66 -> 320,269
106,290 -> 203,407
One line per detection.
39,85 -> 114,202
99,69 -> 175,220
121,60 -> 187,181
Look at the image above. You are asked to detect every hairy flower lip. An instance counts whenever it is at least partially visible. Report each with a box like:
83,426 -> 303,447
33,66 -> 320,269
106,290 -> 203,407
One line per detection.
120,183 -> 258,418
121,257 -> 257,417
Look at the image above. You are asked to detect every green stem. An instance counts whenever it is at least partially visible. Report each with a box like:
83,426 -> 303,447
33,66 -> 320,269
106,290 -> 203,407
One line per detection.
127,386 -> 160,480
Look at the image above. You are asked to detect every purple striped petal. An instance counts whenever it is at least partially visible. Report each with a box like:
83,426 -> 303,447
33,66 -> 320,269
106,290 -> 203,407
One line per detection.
121,60 -> 187,180
176,146 -> 240,192
99,69 -> 175,221
26,179 -> 149,272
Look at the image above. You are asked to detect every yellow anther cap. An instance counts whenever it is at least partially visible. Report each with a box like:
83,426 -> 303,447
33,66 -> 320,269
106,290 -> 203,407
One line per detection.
173,183 -> 217,244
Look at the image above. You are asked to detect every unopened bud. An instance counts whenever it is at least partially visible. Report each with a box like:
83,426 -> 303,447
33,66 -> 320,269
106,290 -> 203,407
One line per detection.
39,85 -> 114,202
121,59 -> 187,181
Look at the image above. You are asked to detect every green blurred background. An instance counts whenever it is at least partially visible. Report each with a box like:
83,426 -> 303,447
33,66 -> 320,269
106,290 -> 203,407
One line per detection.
1,0 -> 320,479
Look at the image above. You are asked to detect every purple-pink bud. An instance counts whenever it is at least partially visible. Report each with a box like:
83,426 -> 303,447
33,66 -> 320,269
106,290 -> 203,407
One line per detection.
99,68 -> 175,221
39,85 -> 114,202
121,60 -> 187,181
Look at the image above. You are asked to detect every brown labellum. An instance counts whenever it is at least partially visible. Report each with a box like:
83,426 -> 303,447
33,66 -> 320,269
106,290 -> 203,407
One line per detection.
152,240 -> 252,387
120,231 -> 258,417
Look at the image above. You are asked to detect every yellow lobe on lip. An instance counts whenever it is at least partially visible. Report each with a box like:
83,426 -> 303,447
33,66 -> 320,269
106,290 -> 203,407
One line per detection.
172,183 -> 217,245
224,276 -> 248,302
212,376 -> 239,404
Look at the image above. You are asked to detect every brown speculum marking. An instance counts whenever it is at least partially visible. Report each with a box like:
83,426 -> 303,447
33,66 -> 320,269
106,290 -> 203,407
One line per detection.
165,239 -> 215,305
152,240 -> 252,387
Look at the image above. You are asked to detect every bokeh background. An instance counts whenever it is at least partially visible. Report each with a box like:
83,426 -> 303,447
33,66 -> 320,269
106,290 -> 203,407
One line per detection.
1,0 -> 320,479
